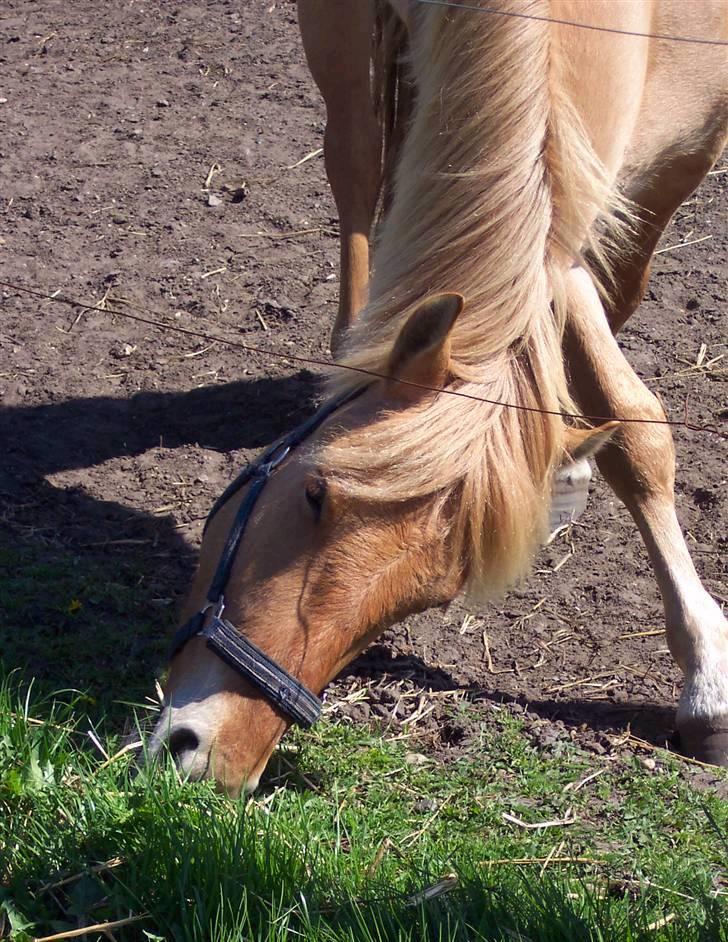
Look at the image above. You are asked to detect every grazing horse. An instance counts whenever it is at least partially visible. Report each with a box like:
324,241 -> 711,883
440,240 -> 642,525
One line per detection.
152,0 -> 728,794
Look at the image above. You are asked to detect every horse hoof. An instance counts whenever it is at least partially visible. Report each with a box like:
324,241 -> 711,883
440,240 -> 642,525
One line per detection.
677,718 -> 728,767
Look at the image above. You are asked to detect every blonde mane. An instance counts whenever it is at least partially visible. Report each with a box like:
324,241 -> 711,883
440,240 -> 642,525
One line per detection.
320,0 -> 624,598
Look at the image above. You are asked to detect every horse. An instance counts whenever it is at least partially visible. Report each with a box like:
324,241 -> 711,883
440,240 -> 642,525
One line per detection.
151,0 -> 728,795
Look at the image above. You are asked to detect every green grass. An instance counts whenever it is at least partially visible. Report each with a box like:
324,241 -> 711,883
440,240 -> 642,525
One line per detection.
1,543 -> 727,940
1,674 -> 726,942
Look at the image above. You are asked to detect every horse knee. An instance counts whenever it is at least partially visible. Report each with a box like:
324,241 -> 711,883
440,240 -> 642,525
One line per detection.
595,393 -> 675,502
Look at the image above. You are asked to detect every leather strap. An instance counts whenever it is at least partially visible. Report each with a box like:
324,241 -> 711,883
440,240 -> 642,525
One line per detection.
168,386 -> 367,728
207,473 -> 267,603
169,610 -> 206,658
203,614 -> 322,728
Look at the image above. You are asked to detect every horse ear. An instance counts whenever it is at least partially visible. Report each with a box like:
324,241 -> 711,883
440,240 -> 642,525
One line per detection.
387,293 -> 464,397
564,421 -> 619,461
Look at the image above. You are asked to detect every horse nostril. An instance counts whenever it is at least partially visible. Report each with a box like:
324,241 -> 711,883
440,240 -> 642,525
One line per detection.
168,727 -> 200,759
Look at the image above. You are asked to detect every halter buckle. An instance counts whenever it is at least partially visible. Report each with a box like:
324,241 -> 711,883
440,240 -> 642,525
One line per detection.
198,596 -> 225,624
255,442 -> 292,478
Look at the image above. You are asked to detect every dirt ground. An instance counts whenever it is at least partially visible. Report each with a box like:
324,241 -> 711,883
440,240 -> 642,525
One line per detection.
1,2 -> 726,773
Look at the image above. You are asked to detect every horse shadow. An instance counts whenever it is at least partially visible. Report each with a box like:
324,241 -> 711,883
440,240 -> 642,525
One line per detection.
0,371 -> 319,702
340,647 -> 679,752
0,370 -> 320,482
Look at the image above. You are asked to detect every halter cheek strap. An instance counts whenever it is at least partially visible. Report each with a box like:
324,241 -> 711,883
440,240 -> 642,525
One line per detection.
168,387 -> 366,729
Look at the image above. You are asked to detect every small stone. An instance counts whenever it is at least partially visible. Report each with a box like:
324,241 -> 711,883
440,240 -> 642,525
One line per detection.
113,343 -> 137,359
207,193 -> 222,208
156,98 -> 171,108
641,757 -> 657,771
349,702 -> 371,722
404,752 -> 428,767
414,798 -> 438,813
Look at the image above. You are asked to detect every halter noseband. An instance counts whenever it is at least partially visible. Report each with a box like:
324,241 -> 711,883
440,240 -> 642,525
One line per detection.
168,386 -> 366,729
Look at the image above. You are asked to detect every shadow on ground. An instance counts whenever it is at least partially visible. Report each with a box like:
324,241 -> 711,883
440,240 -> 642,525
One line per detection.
343,647 -> 678,751
0,372 -> 319,704
0,371 -> 319,481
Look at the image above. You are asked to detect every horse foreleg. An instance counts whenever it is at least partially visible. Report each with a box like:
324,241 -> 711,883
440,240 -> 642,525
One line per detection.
564,266 -> 728,765
298,0 -> 381,356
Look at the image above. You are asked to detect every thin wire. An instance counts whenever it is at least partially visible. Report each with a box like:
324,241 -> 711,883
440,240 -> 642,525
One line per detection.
416,0 -> 728,47
1,279 -> 722,435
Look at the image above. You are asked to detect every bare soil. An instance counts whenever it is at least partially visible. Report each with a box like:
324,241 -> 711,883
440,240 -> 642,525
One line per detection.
1,1 -> 726,775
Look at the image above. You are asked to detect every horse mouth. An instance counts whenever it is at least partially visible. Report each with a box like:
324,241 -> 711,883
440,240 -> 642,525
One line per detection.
148,708 -> 263,796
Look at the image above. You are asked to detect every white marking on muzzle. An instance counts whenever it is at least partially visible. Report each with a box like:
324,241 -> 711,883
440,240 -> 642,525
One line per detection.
148,655 -> 229,779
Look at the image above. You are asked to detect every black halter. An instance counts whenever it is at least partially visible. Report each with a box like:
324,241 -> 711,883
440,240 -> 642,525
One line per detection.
169,386 -> 366,729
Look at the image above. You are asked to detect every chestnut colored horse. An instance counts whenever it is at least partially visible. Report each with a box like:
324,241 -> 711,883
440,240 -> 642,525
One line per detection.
152,1 -> 728,794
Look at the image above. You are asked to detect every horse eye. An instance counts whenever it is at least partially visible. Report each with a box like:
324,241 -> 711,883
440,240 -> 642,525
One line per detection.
305,477 -> 327,517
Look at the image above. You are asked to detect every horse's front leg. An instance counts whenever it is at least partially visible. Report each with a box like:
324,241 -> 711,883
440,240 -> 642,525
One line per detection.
564,266 -> 728,765
298,0 -> 381,356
